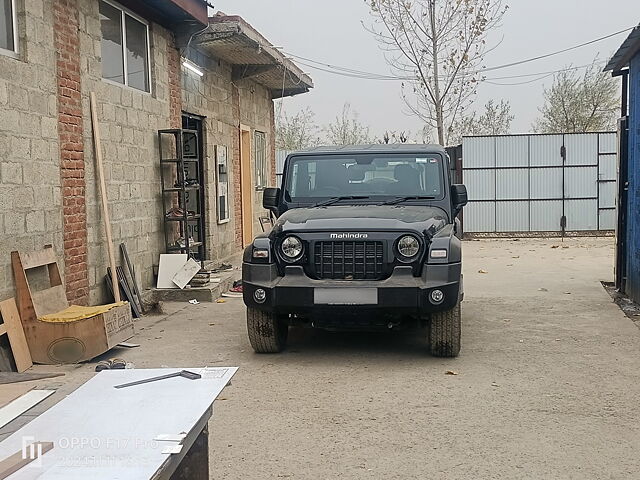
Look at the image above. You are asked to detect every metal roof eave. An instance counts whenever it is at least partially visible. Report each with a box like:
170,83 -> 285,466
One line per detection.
604,24 -> 640,72
193,15 -> 313,98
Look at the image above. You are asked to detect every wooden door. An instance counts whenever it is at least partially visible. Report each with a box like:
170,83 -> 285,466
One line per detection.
239,126 -> 253,246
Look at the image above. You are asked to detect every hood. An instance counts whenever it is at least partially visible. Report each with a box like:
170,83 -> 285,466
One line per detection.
273,205 -> 448,234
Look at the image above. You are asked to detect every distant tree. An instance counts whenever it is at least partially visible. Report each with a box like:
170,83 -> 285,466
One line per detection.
365,0 -> 508,146
276,107 -> 321,151
380,131 -> 410,144
325,103 -> 372,146
449,99 -> 514,144
533,62 -> 619,133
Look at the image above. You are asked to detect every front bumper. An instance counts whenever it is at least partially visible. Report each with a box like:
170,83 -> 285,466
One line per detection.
242,262 -> 462,316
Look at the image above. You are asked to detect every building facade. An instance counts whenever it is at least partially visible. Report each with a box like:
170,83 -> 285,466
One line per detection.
0,0 -> 311,305
605,24 -> 640,303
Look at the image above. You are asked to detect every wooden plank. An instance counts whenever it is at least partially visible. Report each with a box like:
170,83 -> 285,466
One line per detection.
0,300 -> 32,373
0,442 -> 53,479
0,384 -> 34,409
239,126 -> 254,247
0,373 -> 63,385
0,390 -> 55,429
19,247 -> 57,270
90,92 -> 120,302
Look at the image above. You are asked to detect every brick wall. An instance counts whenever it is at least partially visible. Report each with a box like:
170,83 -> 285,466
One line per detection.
54,0 -> 88,304
0,0 -> 63,303
167,39 -> 182,129
232,83 -> 243,249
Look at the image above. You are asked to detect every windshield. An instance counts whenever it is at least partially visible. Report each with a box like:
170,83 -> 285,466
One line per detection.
284,154 -> 445,203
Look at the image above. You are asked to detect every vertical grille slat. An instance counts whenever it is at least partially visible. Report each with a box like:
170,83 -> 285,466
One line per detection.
313,241 -> 384,280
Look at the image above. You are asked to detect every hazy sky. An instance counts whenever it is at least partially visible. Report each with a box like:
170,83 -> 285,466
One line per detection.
212,1 -> 640,140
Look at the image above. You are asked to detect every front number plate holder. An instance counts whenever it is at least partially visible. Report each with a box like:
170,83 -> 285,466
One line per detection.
313,288 -> 378,305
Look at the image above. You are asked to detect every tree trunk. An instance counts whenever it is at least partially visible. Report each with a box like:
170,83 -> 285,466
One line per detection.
429,1 -> 445,146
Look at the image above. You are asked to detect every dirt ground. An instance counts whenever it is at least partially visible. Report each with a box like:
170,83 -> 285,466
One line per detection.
10,237 -> 640,479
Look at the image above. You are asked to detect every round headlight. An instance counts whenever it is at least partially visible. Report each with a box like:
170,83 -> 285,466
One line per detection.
281,236 -> 303,260
397,235 -> 420,258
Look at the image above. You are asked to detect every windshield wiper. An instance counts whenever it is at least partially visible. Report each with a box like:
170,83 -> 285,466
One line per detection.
312,196 -> 371,207
382,196 -> 436,206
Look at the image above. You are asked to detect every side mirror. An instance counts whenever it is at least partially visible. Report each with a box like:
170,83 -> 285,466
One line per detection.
263,187 -> 280,210
451,184 -> 468,213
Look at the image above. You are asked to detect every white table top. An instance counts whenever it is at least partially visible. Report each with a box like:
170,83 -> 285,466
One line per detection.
0,367 -> 238,479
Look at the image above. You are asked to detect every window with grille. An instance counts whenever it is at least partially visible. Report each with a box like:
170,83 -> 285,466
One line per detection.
99,0 -> 150,92
0,0 -> 17,55
254,131 -> 268,189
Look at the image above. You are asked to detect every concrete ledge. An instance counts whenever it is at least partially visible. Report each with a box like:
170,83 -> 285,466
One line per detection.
150,269 -> 239,304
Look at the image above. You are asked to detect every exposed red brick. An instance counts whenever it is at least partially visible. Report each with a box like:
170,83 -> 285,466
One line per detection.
167,38 -> 182,128
55,0 -> 88,305
231,84 -> 243,249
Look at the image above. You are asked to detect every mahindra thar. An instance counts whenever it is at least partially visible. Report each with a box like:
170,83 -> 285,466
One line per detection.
242,145 -> 468,357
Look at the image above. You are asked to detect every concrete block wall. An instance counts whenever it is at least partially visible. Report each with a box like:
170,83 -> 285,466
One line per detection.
0,0 -> 282,306
182,51 -> 277,259
0,0 -> 63,303
182,56 -> 238,261
77,0 -> 174,304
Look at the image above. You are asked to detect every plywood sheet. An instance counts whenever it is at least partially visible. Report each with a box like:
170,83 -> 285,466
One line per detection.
157,255 -> 188,289
0,384 -> 34,409
0,299 -> 33,373
0,367 -> 237,479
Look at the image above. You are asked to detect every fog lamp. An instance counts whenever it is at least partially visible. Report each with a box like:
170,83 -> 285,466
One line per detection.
430,289 -> 444,304
254,288 -> 267,304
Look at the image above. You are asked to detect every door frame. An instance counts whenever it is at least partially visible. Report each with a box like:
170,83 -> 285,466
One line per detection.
239,124 -> 254,247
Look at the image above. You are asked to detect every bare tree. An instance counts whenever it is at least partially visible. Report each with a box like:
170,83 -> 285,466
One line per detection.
449,99 -> 514,144
276,107 -> 321,151
365,0 -> 507,146
380,130 -> 410,144
534,62 -> 619,133
325,103 -> 372,146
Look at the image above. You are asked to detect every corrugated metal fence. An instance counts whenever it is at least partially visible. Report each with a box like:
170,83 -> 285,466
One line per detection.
462,133 -> 617,233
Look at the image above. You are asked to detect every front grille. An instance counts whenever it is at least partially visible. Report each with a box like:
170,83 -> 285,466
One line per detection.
313,241 -> 384,280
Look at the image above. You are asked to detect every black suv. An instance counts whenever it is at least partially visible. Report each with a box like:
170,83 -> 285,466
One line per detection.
242,145 -> 468,357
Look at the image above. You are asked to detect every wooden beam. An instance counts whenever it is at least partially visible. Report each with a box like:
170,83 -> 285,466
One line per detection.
90,93 -> 120,302
0,442 -> 53,479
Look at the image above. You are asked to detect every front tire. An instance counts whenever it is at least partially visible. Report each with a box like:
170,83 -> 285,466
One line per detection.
428,301 -> 461,357
247,308 -> 288,353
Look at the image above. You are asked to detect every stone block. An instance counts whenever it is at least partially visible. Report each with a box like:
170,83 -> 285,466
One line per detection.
26,210 -> 45,232
4,212 -> 26,235
1,162 -> 22,184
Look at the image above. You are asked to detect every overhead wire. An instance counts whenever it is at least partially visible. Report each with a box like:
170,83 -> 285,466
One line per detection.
281,25 -> 633,84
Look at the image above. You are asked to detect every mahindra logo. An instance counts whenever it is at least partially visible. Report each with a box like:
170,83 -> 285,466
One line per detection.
329,233 -> 369,239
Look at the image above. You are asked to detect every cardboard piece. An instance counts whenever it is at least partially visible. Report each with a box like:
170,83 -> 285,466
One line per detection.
157,254 -> 188,289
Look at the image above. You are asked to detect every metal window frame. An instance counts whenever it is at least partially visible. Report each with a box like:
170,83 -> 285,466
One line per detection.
253,130 -> 267,190
0,0 -> 18,58
100,0 -> 151,93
